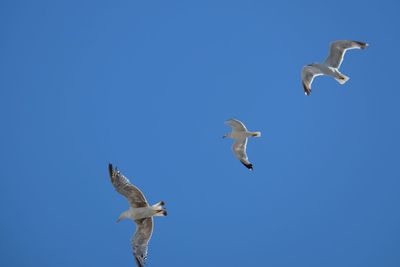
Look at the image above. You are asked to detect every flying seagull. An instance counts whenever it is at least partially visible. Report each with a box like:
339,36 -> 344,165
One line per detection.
301,40 -> 368,95
223,119 -> 261,170
108,163 -> 167,267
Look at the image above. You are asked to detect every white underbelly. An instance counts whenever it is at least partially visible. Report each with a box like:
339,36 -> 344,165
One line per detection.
130,207 -> 153,220
230,132 -> 247,139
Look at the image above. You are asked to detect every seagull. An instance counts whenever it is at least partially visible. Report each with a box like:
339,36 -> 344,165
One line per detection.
223,119 -> 261,170
301,40 -> 368,96
108,163 -> 167,267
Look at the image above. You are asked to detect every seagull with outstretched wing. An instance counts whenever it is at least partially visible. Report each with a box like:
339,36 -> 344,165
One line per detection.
301,40 -> 368,95
108,163 -> 167,267
223,119 -> 261,170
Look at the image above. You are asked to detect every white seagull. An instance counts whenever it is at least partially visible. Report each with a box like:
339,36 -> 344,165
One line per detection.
108,163 -> 167,267
301,40 -> 368,96
223,119 -> 261,170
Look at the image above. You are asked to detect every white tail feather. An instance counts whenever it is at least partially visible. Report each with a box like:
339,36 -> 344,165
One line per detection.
335,74 -> 350,85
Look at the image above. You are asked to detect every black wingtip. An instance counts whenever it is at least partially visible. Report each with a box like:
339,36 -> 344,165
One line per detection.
108,163 -> 113,177
355,41 -> 368,49
135,256 -> 144,267
241,161 -> 253,170
303,82 -> 311,96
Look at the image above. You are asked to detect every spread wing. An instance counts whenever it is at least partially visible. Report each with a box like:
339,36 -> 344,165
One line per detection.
132,218 -> 154,267
225,118 -> 247,132
232,138 -> 253,170
301,65 -> 324,96
108,163 -> 148,208
324,40 -> 368,69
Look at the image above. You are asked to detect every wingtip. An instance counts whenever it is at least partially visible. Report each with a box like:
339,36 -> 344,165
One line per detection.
224,119 -> 234,126
135,256 -> 144,267
241,161 -> 253,170
303,82 -> 311,96
355,41 -> 369,49
108,163 -> 114,177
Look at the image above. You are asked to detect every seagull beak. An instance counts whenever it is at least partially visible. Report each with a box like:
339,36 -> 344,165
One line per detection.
116,218 -> 121,223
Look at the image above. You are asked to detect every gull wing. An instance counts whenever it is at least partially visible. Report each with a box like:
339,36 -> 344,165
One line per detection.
132,218 -> 154,267
324,40 -> 368,69
108,163 -> 148,208
225,118 -> 247,132
301,65 -> 324,96
232,138 -> 253,170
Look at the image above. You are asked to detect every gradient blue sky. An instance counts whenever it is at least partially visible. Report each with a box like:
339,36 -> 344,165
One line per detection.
1,1 -> 400,266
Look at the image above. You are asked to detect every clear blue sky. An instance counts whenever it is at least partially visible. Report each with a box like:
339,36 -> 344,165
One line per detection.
1,1 -> 400,266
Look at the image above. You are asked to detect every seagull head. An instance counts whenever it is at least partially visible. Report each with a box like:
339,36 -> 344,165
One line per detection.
116,210 -> 129,223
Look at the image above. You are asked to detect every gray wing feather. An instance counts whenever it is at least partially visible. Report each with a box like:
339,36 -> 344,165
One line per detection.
301,65 -> 324,96
108,164 -> 148,208
232,138 -> 253,170
132,218 -> 154,267
324,40 -> 368,69
225,119 -> 247,132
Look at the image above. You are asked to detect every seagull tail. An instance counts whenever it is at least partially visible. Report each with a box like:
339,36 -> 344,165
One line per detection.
335,73 -> 350,85
251,131 -> 261,137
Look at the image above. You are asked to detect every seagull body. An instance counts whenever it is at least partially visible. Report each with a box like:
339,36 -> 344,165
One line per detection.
117,206 -> 163,222
108,163 -> 167,267
301,40 -> 368,95
223,119 -> 261,170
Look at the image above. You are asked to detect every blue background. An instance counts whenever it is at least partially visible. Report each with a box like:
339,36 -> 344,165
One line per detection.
1,1 -> 399,266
